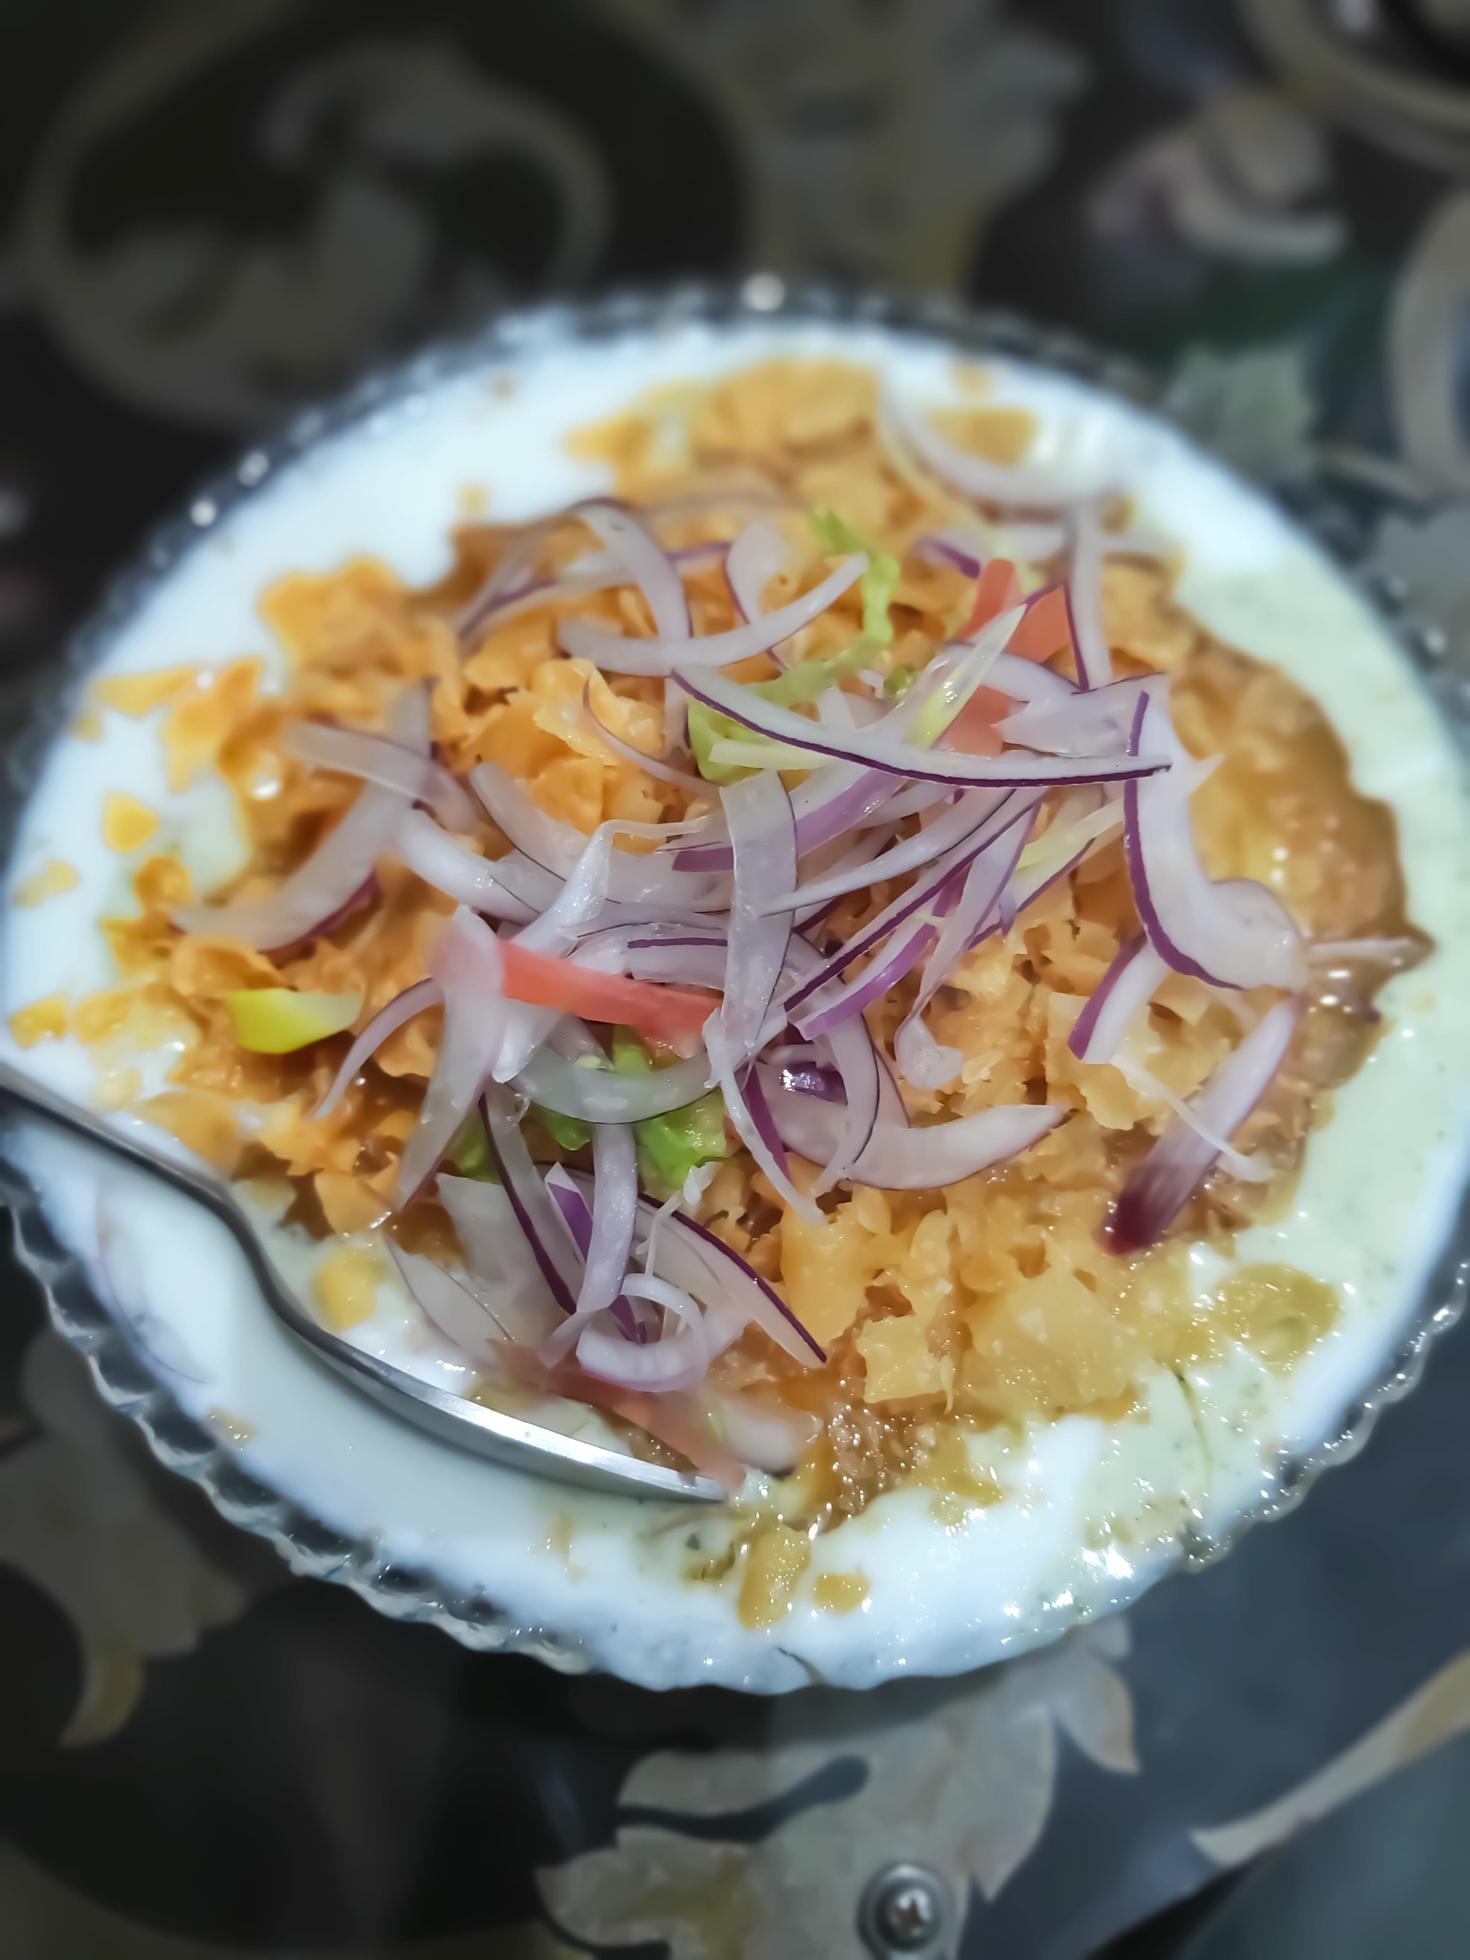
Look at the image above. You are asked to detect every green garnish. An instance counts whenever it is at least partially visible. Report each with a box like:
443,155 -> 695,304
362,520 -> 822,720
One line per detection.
611,1027 -> 731,1196
446,1114 -> 498,1181
535,1106 -> 593,1151
810,508 -> 899,650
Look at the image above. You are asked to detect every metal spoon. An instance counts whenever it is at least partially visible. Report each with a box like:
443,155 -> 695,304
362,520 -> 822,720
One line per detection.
0,1058 -> 723,1502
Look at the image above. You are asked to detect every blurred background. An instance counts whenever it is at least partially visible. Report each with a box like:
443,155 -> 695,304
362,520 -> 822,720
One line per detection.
5,2 -> 1470,1954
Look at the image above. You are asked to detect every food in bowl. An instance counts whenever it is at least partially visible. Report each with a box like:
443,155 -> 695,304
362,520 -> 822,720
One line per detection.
5,317 -> 1468,1690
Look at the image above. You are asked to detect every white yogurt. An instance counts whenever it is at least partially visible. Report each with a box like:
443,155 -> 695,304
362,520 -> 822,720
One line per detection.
4,317 -> 1469,1693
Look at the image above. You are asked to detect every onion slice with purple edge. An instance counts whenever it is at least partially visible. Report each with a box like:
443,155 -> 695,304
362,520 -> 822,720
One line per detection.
725,517 -> 791,626
386,1240 -> 511,1367
720,772 -> 796,1060
316,976 -> 441,1120
578,1113 -> 640,1319
433,1176 -> 565,1344
576,1275 -> 709,1394
481,1084 -> 583,1313
628,1189 -> 825,1363
578,683 -> 710,791
761,785 -> 1009,915
393,908 -> 509,1206
543,1162 -> 643,1340
1105,999 -> 1299,1254
514,1044 -> 713,1124
469,760 -> 727,909
783,791 -> 1039,1015
559,554 -> 866,676
767,1091 -> 1066,1191
393,809 -> 542,922
895,813 -> 1038,1088
882,385 -> 1118,510
173,694 -> 427,949
779,937 -> 881,1193
704,1019 -> 816,1221
673,666 -> 1169,789
1123,690 -> 1306,990
578,500 -> 691,639
998,674 -> 1151,754
1068,935 -> 1169,1066
281,719 -> 479,832
1065,500 -> 1112,690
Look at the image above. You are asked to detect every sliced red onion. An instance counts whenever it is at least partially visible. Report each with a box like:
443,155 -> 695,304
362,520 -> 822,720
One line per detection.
1105,1000 -> 1299,1254
639,1197 -> 825,1363
459,553 -> 628,641
543,1161 -> 643,1341
704,1020 -> 818,1222
514,1045 -> 712,1124
559,555 -> 865,676
1309,935 -> 1423,968
1066,500 -> 1112,690
768,1057 -> 845,1102
768,1092 -> 1066,1190
181,691 -> 428,949
579,682 -> 710,791
1068,935 -> 1169,1065
432,1175 -> 565,1344
581,1120 -> 639,1318
780,937 -> 882,1193
393,808 -> 543,922
796,918 -> 936,1039
673,667 -> 1168,790
394,908 -> 508,1206
867,779 -> 958,824
282,721 -> 479,832
1114,1053 -> 1272,1182
720,772 -> 796,1061
1123,691 -> 1306,991
679,762 -> 893,872
985,649 -> 1078,706
457,512 -> 580,644
577,500 -> 690,642
743,1055 -> 790,1178
386,1241 -> 509,1368
725,517 -> 791,625
513,826 -> 612,957
480,1084 -> 583,1313
964,797 -> 1121,955
895,815 -> 1037,1087
764,786 -> 1009,915
174,779 -> 406,951
913,532 -> 984,577
578,1274 -> 709,1394
316,977 -> 442,1119
883,385 -> 1116,510
707,1391 -> 822,1474
783,792 -> 1038,1014
614,934 -> 730,991
997,674 -> 1150,753
469,761 -> 727,909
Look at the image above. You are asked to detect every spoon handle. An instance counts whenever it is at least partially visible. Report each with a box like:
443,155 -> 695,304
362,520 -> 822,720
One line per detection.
0,1056 -> 722,1501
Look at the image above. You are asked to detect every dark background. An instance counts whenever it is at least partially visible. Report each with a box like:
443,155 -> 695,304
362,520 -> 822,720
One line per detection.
5,3 -> 1470,1954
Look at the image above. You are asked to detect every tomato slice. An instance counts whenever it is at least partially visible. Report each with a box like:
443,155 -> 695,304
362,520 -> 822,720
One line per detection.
949,561 -> 1076,757
963,557 -> 1022,636
945,685 -> 1013,757
498,941 -> 718,1041
1009,584 -> 1072,665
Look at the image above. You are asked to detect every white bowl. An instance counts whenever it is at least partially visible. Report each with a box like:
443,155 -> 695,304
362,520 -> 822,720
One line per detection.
4,283 -> 1469,1693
